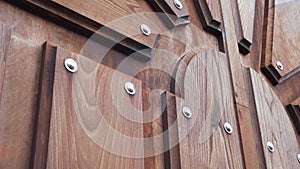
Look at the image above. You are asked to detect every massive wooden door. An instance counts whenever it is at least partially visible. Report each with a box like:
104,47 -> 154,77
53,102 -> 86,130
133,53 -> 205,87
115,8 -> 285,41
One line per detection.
0,0 -> 299,169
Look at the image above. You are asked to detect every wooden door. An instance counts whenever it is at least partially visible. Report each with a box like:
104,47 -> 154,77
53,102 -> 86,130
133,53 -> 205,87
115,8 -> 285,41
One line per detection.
0,0 -> 299,169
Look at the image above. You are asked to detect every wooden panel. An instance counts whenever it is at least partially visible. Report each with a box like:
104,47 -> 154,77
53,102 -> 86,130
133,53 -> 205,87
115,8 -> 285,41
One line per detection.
261,0 -> 300,84
231,0 -> 255,54
43,46 -> 144,168
146,0 -> 190,27
193,0 -> 223,36
170,50 -> 244,169
8,0 -> 161,61
250,68 -> 300,168
0,23 -> 42,169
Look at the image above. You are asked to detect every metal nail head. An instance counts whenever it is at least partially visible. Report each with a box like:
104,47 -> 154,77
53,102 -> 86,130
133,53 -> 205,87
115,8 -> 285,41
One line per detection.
276,61 -> 284,70
140,24 -> 151,36
124,82 -> 136,95
297,154 -> 300,163
64,58 -> 78,73
224,122 -> 233,135
182,107 -> 192,119
267,141 -> 274,153
174,0 -> 183,10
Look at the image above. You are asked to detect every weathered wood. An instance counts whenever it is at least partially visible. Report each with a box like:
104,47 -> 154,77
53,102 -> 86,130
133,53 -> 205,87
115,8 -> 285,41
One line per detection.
146,0 -> 190,27
46,46 -> 144,168
286,104 -> 300,135
30,42 -> 56,169
0,23 -> 42,169
250,68 -> 300,168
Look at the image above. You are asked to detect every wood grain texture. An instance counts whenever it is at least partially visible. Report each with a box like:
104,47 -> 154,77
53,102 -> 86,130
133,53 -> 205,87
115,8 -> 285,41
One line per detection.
171,50 -> 244,169
250,68 -> 300,169
146,0 -> 190,27
286,104 -> 300,135
0,23 -> 42,169
30,42 -> 56,169
261,0 -> 300,84
219,0 -> 265,167
46,46 -> 144,168
231,0 -> 255,54
7,0 -> 160,61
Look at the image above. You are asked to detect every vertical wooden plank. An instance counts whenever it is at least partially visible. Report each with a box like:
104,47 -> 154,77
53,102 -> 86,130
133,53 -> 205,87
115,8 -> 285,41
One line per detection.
172,50 -> 244,169
46,47 -> 144,168
30,42 -> 56,169
0,26 -> 42,168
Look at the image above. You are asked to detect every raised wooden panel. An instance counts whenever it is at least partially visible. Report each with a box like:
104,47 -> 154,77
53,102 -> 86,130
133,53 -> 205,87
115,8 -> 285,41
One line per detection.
30,44 -> 145,168
146,0 -> 190,27
167,50 -> 244,169
231,0 -> 255,54
250,69 -> 300,168
0,23 -> 41,169
193,0 -> 223,36
9,0 -> 161,61
261,0 -> 300,84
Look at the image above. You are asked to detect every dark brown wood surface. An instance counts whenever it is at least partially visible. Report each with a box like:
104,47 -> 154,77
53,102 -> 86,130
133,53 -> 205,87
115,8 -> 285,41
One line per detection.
0,0 -> 299,168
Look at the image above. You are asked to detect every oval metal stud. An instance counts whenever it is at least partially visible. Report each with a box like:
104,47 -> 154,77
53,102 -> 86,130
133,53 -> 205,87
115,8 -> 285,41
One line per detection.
140,24 -> 151,36
64,58 -> 78,73
267,141 -> 275,153
224,122 -> 233,135
297,154 -> 300,163
173,0 -> 183,10
182,107 -> 192,119
276,61 -> 284,70
124,82 -> 136,95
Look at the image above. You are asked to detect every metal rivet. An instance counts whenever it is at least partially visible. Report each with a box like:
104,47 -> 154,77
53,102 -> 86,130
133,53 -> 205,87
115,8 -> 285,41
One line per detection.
267,141 -> 274,153
297,154 -> 300,163
182,107 -> 192,119
173,0 -> 183,10
124,82 -> 136,95
276,61 -> 284,70
224,122 -> 233,135
140,24 -> 151,36
64,58 -> 78,73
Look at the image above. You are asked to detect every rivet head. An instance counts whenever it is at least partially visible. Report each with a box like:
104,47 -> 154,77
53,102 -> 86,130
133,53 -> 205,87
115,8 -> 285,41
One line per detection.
64,58 -> 78,73
173,0 -> 183,10
182,107 -> 192,119
140,24 -> 151,36
276,61 -> 284,70
267,141 -> 274,153
124,82 -> 136,95
224,122 -> 233,134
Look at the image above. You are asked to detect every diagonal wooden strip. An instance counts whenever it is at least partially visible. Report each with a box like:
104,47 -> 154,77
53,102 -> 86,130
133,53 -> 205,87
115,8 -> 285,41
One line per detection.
146,0 -> 190,27
7,0 -> 161,61
193,0 -> 223,36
